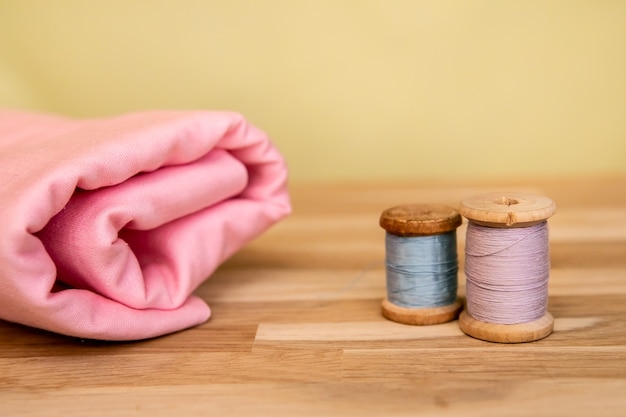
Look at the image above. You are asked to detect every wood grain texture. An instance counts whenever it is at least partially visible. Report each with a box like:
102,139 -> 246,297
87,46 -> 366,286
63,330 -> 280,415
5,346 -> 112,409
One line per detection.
458,310 -> 555,343
1,177 -> 625,416
379,203 -> 462,235
458,191 -> 556,227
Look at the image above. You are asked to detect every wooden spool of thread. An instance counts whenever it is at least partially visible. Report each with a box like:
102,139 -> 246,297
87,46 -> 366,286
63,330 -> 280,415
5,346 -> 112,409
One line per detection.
380,204 -> 463,325
458,192 -> 556,343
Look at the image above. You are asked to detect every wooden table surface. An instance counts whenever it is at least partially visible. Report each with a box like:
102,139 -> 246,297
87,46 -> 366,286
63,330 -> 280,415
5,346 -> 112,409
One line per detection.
2,177 -> 625,416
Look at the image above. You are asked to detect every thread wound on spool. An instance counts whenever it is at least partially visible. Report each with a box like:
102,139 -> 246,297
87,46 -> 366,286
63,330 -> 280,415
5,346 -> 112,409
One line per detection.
465,221 -> 550,324
379,204 -> 462,325
385,232 -> 458,308
458,192 -> 556,343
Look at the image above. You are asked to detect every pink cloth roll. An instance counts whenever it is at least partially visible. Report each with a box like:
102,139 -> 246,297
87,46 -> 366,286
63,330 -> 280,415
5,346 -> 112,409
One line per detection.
0,110 -> 290,340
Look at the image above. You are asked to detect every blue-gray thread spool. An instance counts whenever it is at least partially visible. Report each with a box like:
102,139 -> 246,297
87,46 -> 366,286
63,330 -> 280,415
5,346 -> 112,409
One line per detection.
379,204 -> 462,325
385,231 -> 458,308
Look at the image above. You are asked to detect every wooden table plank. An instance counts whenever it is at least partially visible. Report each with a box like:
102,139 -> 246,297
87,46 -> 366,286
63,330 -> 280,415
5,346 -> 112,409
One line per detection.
1,177 -> 625,416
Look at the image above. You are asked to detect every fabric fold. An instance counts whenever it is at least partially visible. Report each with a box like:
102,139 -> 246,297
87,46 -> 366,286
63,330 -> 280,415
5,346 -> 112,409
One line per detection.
0,110 -> 290,340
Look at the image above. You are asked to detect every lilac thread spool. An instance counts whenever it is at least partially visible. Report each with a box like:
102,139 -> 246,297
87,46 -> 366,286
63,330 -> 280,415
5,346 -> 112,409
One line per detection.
458,192 -> 556,343
380,204 -> 463,325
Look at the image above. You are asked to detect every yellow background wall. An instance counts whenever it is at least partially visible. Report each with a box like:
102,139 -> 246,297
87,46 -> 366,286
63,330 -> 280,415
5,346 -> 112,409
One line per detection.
1,0 -> 625,183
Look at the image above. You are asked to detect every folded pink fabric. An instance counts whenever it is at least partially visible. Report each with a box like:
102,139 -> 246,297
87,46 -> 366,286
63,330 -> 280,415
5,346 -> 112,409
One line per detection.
0,110 -> 290,340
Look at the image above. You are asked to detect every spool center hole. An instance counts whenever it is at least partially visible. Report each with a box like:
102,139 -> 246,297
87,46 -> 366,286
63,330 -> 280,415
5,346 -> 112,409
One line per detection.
494,197 -> 520,206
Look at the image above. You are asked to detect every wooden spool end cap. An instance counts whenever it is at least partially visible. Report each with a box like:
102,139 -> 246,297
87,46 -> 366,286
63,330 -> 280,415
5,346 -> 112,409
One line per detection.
458,310 -> 554,343
458,192 -> 556,227
380,204 -> 462,236
381,298 -> 462,325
